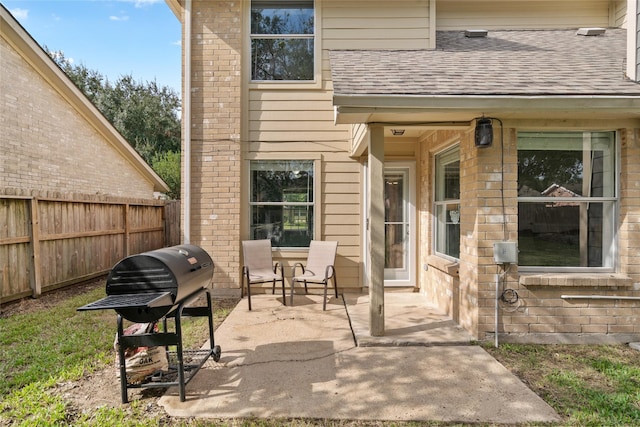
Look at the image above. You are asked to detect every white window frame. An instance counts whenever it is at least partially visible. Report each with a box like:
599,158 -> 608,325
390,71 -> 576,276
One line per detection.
247,156 -> 321,249
517,131 -> 618,273
433,146 -> 460,261
248,0 -> 321,88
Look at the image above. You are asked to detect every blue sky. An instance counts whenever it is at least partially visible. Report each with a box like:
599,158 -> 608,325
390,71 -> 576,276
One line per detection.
3,0 -> 182,94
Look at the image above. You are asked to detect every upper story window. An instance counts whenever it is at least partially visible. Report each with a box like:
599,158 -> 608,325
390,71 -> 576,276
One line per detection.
517,131 -> 617,270
251,0 -> 315,81
434,146 -> 460,260
250,160 -> 315,248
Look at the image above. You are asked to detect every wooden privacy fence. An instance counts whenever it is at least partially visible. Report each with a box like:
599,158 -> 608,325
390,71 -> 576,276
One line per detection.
0,195 -> 181,304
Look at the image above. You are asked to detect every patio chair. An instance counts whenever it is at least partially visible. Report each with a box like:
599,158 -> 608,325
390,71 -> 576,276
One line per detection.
290,240 -> 339,310
242,239 -> 286,310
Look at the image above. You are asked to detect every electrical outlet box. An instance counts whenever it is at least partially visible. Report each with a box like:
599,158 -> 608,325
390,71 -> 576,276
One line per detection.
494,242 -> 517,264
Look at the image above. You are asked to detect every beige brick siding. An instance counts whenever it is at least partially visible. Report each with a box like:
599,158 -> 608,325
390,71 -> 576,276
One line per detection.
187,0 -> 242,291
0,36 -> 155,199
421,125 -> 640,343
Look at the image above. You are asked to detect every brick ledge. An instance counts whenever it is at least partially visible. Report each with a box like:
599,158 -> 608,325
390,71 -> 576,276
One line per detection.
427,255 -> 459,277
519,273 -> 633,287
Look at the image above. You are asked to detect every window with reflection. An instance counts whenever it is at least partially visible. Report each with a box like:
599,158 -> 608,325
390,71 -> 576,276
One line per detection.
434,147 -> 460,259
517,131 -> 616,269
251,0 -> 314,81
250,160 -> 314,247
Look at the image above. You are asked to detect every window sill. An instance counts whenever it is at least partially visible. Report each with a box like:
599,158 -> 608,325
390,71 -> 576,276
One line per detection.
427,255 -> 459,277
249,79 -> 322,90
519,273 -> 633,288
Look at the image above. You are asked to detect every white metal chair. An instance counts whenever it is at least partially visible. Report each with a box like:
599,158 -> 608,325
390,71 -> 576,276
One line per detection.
290,240 -> 338,310
242,239 -> 286,310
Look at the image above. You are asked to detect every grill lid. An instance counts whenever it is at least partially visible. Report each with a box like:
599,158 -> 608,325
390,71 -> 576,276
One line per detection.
77,292 -> 173,311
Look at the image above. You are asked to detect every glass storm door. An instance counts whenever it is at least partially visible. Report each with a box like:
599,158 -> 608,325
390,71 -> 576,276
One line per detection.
383,165 -> 415,285
363,162 -> 416,287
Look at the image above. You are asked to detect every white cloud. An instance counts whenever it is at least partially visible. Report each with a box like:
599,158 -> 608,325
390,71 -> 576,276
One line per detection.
109,15 -> 130,21
118,0 -> 163,8
10,8 -> 29,20
172,40 -> 181,47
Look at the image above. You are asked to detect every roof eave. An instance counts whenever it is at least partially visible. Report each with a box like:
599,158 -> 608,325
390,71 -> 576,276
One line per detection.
333,94 -> 640,124
165,0 -> 183,22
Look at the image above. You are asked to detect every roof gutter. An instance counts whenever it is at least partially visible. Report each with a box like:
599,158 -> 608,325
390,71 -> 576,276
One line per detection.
628,0 -> 639,82
334,94 -> 640,111
334,94 -> 640,124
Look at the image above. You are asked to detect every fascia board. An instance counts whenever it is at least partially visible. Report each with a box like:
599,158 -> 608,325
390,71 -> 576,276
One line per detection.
333,94 -> 640,114
165,0 -> 183,22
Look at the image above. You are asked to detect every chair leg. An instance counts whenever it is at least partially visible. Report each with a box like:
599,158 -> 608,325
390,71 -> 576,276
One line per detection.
333,275 -> 339,298
290,278 -> 296,306
323,281 -> 328,311
281,277 -> 287,305
246,276 -> 252,311
271,279 -> 276,295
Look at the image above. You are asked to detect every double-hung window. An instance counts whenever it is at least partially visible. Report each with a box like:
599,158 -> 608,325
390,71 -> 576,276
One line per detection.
250,0 -> 315,81
517,131 -> 617,270
249,160 -> 315,248
434,147 -> 460,259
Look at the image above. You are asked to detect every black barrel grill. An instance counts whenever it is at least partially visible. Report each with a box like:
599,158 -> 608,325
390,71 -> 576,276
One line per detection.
78,244 -> 221,403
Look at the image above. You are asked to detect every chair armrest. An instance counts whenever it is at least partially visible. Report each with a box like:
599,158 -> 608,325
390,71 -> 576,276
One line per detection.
292,262 -> 305,276
324,265 -> 335,280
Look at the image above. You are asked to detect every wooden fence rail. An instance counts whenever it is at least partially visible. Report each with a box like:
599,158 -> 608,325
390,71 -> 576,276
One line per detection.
0,196 -> 181,304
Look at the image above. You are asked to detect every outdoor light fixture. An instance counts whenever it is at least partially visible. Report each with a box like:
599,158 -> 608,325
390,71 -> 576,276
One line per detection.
475,117 -> 493,147
391,129 -> 405,136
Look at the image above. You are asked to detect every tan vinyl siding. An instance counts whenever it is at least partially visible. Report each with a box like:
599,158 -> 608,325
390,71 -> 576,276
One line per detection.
611,0 -> 627,27
322,0 -> 431,49
247,81 -> 361,287
437,1 -> 611,30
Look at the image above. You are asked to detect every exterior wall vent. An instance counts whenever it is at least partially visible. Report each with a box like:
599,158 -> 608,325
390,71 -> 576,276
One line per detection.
465,29 -> 488,38
576,27 -> 606,36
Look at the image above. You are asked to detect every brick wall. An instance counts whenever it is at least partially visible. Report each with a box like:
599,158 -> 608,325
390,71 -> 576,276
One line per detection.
187,0 -> 242,292
0,36 -> 155,199
491,127 -> 640,344
421,125 -> 640,343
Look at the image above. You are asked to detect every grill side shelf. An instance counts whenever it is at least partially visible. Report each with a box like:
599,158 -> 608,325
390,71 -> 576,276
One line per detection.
77,292 -> 174,311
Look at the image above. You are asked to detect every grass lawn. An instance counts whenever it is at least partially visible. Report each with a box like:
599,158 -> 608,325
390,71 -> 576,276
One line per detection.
1,281 -> 639,426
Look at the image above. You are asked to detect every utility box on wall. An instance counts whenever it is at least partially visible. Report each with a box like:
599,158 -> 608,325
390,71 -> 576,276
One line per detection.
493,242 -> 518,264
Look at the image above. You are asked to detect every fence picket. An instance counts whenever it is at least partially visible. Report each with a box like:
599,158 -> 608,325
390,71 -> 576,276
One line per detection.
0,195 -> 180,304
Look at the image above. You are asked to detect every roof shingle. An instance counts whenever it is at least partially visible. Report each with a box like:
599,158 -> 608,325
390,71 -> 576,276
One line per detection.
329,29 -> 640,96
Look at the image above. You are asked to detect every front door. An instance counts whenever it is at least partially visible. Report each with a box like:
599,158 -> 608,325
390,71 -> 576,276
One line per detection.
364,161 -> 416,287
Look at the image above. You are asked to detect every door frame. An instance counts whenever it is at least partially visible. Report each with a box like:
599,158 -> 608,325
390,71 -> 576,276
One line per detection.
363,160 -> 417,287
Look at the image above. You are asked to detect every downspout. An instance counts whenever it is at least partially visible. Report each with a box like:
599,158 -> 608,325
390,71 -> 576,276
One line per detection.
627,0 -> 639,82
183,0 -> 192,244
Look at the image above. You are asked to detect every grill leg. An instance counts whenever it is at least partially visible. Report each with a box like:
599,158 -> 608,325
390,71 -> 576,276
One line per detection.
116,315 -> 129,404
206,290 -> 215,348
174,310 -> 186,402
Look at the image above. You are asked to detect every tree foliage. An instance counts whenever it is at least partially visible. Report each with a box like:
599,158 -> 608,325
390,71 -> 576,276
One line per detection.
48,49 -> 182,199
150,150 -> 181,200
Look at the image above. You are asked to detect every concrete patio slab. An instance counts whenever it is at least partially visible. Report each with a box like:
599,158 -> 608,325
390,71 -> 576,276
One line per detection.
158,293 -> 560,424
345,292 -> 475,346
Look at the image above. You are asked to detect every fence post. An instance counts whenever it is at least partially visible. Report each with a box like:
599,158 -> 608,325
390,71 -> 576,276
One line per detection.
29,198 -> 42,298
124,203 -> 130,256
